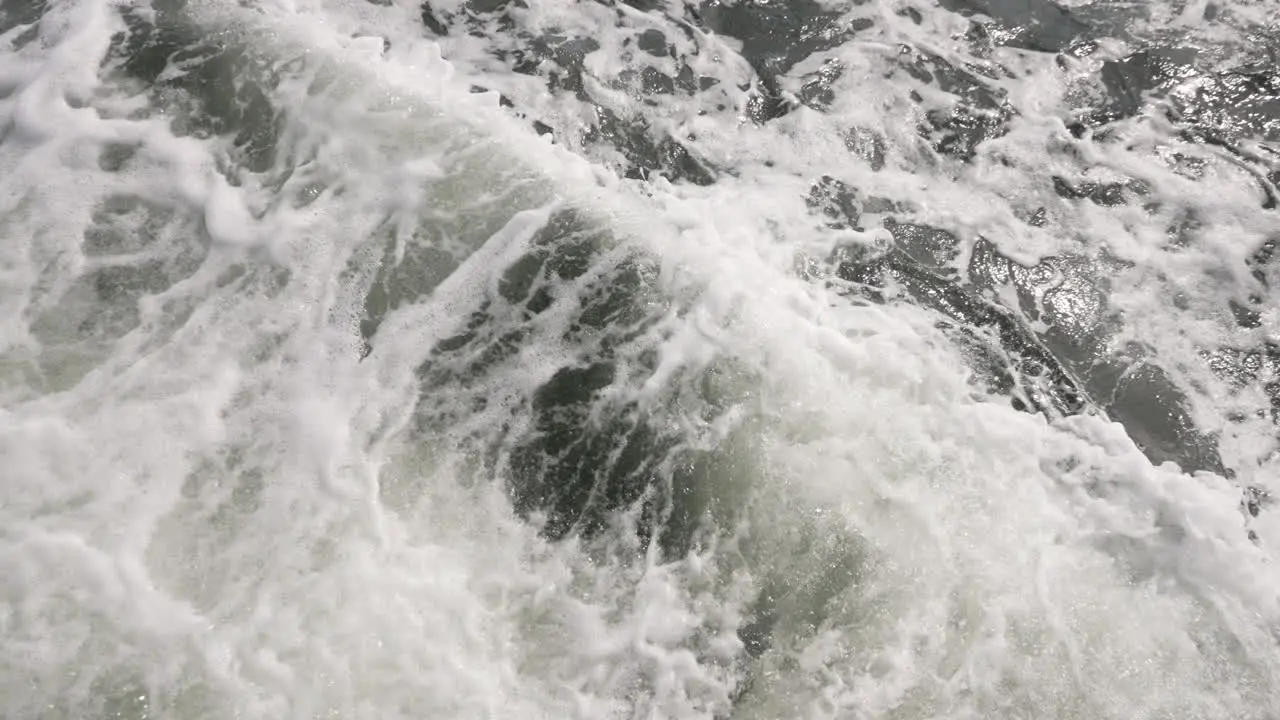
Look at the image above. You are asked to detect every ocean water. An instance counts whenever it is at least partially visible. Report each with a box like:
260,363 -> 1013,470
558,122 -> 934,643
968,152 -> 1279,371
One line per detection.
2,0 -> 1279,717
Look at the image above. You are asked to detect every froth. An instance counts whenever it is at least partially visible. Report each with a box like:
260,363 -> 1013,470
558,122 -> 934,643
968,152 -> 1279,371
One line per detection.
3,0 -> 1280,718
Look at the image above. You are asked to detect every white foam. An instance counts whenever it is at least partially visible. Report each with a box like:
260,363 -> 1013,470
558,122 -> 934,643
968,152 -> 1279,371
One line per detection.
3,0 -> 1279,717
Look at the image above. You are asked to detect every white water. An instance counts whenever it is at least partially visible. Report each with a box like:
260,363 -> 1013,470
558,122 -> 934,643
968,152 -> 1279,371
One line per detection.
2,0 -> 1279,718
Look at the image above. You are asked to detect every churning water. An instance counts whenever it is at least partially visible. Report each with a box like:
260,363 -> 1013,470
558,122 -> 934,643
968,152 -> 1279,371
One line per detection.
2,0 -> 1280,717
